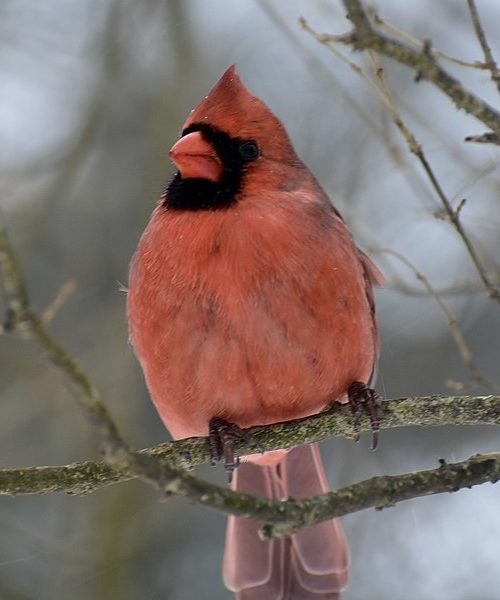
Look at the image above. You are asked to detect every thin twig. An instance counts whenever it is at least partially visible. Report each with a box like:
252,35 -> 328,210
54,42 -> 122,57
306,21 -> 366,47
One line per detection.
386,276 -> 491,298
407,146 -> 500,303
465,131 -> 500,144
256,1 -> 386,142
377,249 -> 499,392
467,0 -> 500,92
299,15 -> 443,210
371,9 -> 488,70
299,17 -> 388,105
0,218 -> 129,462
370,64 -> 500,305
41,280 -> 76,324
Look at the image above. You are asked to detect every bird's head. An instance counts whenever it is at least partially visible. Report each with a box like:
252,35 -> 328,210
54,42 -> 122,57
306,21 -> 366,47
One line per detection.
165,65 -> 301,211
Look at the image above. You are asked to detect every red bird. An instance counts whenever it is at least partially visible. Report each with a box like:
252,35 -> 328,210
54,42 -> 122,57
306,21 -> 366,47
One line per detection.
128,66 -> 383,599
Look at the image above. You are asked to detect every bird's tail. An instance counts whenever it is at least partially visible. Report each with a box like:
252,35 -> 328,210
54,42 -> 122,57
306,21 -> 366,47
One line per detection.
223,443 -> 349,599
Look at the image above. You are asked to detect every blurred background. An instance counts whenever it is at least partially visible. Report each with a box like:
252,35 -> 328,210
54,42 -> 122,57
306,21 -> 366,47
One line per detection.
1,1 -> 499,598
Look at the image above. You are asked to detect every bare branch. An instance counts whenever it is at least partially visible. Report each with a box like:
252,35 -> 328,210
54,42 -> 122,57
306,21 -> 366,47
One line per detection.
260,452 -> 500,538
0,216 -> 186,500
0,444 -> 498,540
377,250 -> 499,393
335,0 -> 500,139
0,394 -> 499,496
41,280 -> 76,324
0,217 -> 130,462
257,2 -> 386,142
465,131 -> 500,144
467,0 -> 500,93
367,9 -> 485,70
0,215 -> 222,523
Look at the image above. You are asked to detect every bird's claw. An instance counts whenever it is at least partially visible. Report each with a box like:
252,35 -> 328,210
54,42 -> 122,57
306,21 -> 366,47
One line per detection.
208,417 -> 263,482
347,381 -> 381,450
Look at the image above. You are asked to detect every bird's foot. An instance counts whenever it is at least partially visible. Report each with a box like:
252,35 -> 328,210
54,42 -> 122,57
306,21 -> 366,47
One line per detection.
208,417 -> 262,482
347,381 -> 381,450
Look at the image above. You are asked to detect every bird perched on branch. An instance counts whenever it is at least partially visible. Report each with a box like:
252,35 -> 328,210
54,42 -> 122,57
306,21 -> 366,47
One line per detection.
128,65 -> 383,599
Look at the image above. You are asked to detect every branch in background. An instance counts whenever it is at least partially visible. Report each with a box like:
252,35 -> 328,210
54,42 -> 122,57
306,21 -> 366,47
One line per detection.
370,10 -> 487,71
464,131 -> 500,144
301,2 -> 500,303
369,53 -> 500,305
372,54 -> 500,304
336,0 -> 500,140
41,280 -> 76,324
376,249 -> 499,393
256,0 -> 386,144
0,217 -> 131,464
386,277 -> 495,298
466,0 -> 500,93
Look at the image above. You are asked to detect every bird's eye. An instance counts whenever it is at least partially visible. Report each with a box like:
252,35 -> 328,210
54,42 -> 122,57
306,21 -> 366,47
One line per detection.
238,141 -> 259,161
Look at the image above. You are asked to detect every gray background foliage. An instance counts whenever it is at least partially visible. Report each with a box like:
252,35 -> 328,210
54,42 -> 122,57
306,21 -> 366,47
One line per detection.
1,1 -> 499,599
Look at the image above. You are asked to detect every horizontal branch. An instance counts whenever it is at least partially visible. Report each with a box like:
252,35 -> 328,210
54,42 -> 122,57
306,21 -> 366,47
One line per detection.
260,451 -> 500,538
1,394 -> 498,496
124,450 -> 500,540
1,445 -> 498,540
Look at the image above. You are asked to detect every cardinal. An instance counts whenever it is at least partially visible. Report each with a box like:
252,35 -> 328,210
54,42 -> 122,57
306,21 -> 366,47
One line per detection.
127,66 -> 383,599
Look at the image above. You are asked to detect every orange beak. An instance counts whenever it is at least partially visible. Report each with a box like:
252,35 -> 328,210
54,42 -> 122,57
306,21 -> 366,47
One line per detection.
169,131 -> 223,182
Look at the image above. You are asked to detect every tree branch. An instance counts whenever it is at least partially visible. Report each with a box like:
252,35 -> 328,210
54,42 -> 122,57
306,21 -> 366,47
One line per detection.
334,0 -> 500,140
0,217 -> 130,463
376,248 -> 499,392
260,451 -> 500,538
0,443 -> 498,540
467,0 -> 500,93
0,394 -> 499,495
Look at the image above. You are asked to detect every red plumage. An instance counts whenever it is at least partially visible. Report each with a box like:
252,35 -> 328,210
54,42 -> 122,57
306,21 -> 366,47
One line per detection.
128,66 -> 383,599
